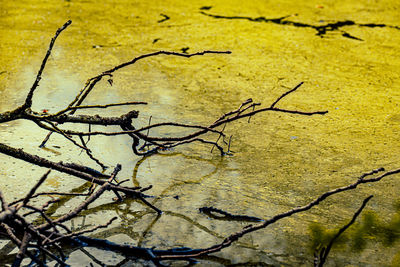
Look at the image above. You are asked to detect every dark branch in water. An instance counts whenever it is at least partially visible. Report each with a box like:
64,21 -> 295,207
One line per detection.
314,195 -> 373,267
158,13 -> 170,23
200,11 -> 400,40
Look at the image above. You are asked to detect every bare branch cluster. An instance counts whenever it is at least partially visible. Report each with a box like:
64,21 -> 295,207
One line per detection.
1,165 -> 397,266
0,20 -> 326,168
1,20 -> 395,266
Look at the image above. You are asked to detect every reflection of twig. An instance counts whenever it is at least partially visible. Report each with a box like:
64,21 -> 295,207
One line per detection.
45,217 -> 117,246
200,207 -> 263,222
132,156 -> 147,187
79,247 -> 108,266
137,214 -> 161,247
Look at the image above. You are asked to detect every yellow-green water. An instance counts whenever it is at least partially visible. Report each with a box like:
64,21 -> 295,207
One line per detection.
0,0 -> 400,265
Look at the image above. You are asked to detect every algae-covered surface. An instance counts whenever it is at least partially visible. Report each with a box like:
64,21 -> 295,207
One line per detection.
1,0 -> 400,266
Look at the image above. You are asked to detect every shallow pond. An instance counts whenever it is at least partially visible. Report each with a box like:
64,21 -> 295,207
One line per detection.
0,0 -> 400,266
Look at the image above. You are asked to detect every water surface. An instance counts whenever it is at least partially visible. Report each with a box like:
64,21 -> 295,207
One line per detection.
0,0 -> 400,266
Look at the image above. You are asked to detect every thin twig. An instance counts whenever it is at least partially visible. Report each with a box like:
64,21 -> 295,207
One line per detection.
270,82 -> 304,108
78,135 -> 108,170
24,20 -> 72,108
317,195 -> 373,267
20,171 -> 51,209
59,101 -> 147,112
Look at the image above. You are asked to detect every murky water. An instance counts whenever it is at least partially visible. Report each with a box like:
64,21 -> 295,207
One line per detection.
1,0 -> 400,266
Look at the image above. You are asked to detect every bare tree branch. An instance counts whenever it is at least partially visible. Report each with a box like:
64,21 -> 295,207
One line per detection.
315,195 -> 373,267
24,20 -> 72,108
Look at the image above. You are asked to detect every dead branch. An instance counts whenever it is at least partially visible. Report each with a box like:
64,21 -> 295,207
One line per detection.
23,20 -> 72,109
0,143 -> 161,214
314,195 -> 373,267
200,11 -> 400,41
